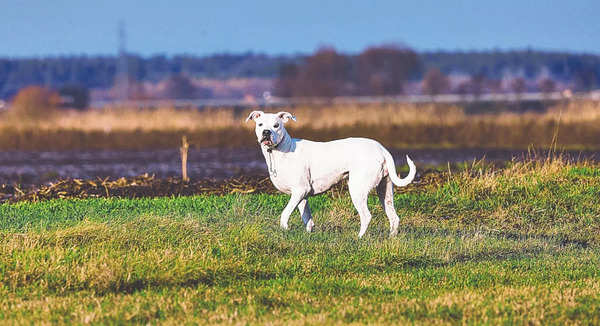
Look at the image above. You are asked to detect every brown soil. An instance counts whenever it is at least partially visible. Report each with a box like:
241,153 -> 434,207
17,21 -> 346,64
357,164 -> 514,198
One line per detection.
2,147 -> 596,187
1,170 -> 445,204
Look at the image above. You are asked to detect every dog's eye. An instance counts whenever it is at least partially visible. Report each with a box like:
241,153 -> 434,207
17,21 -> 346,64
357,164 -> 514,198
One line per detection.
258,123 -> 263,127
274,123 -> 279,128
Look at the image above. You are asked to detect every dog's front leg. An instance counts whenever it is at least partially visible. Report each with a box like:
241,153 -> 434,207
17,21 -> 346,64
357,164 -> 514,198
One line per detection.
280,192 -> 306,230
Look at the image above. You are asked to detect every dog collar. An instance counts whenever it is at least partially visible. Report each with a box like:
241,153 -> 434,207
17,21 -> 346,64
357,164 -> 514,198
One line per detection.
266,134 -> 286,152
265,134 -> 288,177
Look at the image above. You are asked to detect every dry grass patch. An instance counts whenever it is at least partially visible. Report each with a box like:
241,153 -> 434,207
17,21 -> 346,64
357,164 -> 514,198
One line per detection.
1,100 -> 600,149
2,100 -> 598,132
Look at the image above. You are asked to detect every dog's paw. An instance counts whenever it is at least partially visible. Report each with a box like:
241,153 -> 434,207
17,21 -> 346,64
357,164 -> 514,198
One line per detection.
280,222 -> 289,230
306,220 -> 314,232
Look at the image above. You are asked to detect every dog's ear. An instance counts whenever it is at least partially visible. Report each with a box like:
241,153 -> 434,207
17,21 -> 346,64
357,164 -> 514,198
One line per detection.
277,111 -> 296,123
245,110 -> 264,122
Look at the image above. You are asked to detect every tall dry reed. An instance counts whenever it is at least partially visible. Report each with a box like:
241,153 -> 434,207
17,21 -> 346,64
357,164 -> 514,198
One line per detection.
0,100 -> 598,150
3,101 -> 598,132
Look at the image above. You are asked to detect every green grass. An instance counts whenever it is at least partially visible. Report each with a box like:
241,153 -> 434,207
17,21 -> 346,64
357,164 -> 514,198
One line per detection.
1,161 -> 600,324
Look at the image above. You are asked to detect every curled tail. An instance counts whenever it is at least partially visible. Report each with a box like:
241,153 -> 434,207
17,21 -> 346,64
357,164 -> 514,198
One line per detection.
380,145 -> 416,187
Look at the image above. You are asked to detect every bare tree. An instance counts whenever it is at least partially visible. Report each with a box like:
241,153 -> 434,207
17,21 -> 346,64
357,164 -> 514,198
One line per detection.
296,47 -> 351,97
469,73 -> 486,98
163,74 -> 211,99
127,81 -> 150,100
538,78 -> 556,94
274,63 -> 299,97
273,44 -> 420,98
574,69 -> 598,91
485,79 -> 503,94
510,77 -> 527,105
422,68 -> 450,96
510,77 -> 527,95
455,81 -> 471,99
357,45 -> 420,96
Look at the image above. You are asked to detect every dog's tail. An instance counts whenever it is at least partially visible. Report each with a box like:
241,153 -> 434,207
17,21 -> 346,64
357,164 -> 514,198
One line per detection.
380,145 -> 416,187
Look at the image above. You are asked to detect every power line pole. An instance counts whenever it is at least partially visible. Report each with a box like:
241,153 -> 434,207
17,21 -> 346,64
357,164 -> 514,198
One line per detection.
116,21 -> 129,102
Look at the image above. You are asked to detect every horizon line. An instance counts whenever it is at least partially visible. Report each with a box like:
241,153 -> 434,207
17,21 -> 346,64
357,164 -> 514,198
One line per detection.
1,46 -> 599,60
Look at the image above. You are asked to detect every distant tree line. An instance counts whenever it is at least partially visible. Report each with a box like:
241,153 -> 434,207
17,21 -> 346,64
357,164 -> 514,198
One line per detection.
275,47 -> 600,98
1,49 -> 599,99
0,53 -> 297,99
421,69 -> 560,97
422,50 -> 600,85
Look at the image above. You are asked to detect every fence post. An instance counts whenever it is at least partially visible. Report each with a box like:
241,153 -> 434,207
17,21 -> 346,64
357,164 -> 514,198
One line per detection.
180,136 -> 189,182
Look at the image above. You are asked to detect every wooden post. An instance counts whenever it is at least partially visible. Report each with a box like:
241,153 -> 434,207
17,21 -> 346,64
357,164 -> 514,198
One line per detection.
180,136 -> 189,182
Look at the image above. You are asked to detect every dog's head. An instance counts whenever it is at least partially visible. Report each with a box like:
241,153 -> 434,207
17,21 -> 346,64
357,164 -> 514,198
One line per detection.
245,111 -> 296,148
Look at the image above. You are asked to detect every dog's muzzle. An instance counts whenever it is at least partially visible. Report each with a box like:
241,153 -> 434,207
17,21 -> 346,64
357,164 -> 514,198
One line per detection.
260,130 -> 274,147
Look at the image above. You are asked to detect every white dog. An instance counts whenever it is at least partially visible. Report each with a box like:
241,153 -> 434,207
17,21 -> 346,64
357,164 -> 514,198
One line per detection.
246,111 -> 416,238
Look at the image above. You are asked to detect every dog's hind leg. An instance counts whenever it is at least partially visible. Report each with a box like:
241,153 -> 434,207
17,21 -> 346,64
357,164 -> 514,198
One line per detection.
377,176 -> 400,237
297,198 -> 314,232
349,176 -> 375,238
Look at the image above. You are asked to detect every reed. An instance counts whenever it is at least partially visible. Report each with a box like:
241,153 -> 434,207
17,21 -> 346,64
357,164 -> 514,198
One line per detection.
0,100 -> 599,150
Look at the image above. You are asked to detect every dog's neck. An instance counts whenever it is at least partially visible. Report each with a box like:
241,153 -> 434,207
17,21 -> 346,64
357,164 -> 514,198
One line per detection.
262,130 -> 295,178
266,130 -> 293,154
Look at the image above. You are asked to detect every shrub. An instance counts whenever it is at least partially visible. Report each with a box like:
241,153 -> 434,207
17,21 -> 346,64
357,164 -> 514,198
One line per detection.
423,68 -> 450,96
11,86 -> 61,119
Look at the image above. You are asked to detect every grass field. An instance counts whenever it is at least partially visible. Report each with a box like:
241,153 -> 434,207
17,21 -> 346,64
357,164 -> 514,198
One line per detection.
1,159 -> 600,324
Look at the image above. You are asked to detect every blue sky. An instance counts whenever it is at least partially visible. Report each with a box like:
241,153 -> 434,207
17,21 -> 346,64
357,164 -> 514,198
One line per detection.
2,0 -> 599,57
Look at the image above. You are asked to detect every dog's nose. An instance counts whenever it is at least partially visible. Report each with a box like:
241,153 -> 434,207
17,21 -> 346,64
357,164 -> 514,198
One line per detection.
262,130 -> 271,137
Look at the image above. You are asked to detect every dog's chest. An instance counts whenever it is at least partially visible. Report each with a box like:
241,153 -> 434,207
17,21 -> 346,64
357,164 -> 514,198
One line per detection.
269,174 -> 293,194
264,151 -> 306,194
